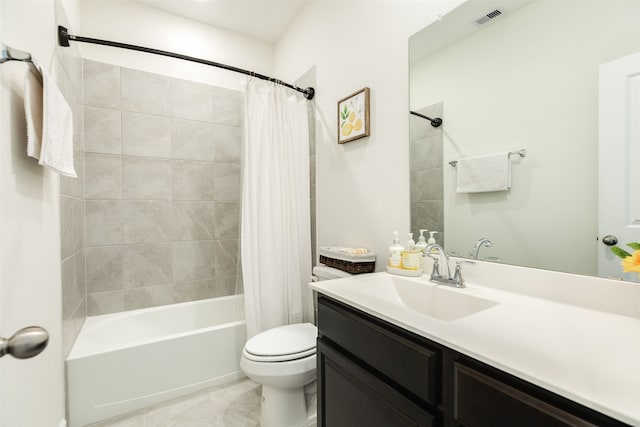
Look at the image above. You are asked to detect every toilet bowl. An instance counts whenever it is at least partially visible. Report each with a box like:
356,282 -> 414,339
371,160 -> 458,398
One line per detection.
240,265 -> 353,427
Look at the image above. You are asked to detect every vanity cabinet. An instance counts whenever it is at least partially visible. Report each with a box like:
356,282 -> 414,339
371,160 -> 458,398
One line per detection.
317,295 -> 629,427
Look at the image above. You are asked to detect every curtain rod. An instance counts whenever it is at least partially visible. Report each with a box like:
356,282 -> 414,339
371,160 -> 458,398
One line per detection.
410,110 -> 442,127
57,26 -> 315,100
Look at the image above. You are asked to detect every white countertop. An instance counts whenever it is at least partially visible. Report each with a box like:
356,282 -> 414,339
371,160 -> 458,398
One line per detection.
310,268 -> 640,426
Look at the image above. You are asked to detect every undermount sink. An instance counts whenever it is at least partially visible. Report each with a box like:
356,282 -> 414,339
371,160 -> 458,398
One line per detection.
343,274 -> 498,321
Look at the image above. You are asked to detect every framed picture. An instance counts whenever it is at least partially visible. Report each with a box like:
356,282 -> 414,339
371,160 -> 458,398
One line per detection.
337,87 -> 370,144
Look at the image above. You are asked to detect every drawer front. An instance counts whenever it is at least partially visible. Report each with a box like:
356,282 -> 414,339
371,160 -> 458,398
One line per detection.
318,339 -> 437,427
318,296 -> 440,406
453,362 -> 596,427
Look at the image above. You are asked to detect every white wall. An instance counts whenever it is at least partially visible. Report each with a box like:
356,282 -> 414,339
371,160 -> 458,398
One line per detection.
0,1 -> 65,425
274,0 -> 464,270
410,0 -> 640,275
74,0 -> 274,90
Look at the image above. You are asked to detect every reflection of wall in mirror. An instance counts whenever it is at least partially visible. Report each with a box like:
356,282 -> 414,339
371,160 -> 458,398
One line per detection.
410,0 -> 640,277
410,102 -> 444,247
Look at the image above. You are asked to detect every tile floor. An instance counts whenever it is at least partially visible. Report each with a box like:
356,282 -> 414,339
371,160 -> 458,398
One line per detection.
87,378 -> 317,427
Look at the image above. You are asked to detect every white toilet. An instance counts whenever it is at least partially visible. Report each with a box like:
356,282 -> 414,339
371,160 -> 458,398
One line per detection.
240,265 -> 352,427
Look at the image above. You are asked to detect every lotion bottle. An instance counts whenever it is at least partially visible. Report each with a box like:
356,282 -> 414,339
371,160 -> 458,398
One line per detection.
415,229 -> 428,254
428,231 -> 439,255
402,233 -> 420,270
415,229 -> 429,269
388,231 -> 404,268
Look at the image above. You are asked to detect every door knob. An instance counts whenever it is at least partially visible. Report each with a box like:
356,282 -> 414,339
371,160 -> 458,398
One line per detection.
602,235 -> 619,246
0,326 -> 49,359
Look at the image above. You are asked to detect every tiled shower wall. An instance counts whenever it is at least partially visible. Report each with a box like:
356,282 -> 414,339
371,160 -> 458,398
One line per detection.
82,59 -> 243,315
57,0 -> 86,357
410,102 -> 444,246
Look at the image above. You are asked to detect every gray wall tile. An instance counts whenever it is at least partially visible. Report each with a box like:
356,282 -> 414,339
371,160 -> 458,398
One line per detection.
171,119 -> 215,161
123,200 -> 173,243
411,135 -> 443,171
214,202 -> 240,240
61,143 -> 84,198
172,202 -> 216,241
86,246 -> 123,293
411,168 -> 443,202
212,87 -> 243,126
87,291 -> 124,316
61,196 -> 84,260
124,284 -> 174,310
84,153 -> 122,200
214,240 -> 238,278
123,157 -> 171,200
214,276 -> 237,297
81,64 -> 248,315
84,106 -> 121,154
412,201 -> 444,237
84,60 -> 120,109
122,112 -> 171,158
62,250 -> 85,321
85,200 -> 122,246
171,79 -> 213,122
213,163 -> 240,201
121,68 -> 171,116
174,279 -> 214,303
213,125 -> 241,163
123,243 -> 173,288
173,241 -> 215,282
172,160 -> 215,201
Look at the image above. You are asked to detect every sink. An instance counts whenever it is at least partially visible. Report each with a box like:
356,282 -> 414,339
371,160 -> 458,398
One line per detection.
341,275 -> 498,321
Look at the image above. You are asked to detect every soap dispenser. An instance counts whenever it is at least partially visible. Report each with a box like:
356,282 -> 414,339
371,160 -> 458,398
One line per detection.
388,231 -> 404,268
401,233 -> 420,270
428,231 -> 439,254
415,229 -> 428,254
415,229 -> 429,269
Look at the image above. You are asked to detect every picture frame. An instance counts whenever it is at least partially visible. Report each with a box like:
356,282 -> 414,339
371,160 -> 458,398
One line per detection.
337,87 -> 370,144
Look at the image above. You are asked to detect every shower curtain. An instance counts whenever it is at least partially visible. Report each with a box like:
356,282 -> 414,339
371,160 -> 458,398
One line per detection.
241,80 -> 312,338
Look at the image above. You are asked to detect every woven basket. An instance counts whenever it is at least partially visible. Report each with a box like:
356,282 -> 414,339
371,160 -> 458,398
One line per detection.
319,255 -> 375,274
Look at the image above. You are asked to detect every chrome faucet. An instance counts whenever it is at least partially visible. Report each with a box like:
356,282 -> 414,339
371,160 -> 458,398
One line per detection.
425,244 -> 469,288
470,238 -> 492,260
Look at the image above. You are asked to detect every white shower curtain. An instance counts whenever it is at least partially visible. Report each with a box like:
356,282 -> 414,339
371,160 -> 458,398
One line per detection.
241,80 -> 312,338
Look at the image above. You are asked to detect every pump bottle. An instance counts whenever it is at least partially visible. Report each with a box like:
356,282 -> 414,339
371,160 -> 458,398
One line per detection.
388,231 -> 404,268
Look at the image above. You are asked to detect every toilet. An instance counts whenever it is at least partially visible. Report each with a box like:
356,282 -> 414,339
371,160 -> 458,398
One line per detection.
240,265 -> 353,427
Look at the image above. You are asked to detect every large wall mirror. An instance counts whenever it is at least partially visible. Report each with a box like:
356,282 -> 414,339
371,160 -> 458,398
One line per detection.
410,0 -> 640,281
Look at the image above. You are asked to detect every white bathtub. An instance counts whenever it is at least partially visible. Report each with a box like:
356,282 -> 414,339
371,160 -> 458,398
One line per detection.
67,295 -> 246,427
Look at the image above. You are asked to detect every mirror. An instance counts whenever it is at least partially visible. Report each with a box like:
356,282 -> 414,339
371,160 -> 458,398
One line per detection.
409,0 -> 640,280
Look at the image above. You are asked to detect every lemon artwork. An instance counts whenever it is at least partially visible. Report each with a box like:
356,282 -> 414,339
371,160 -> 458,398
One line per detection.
340,103 -> 362,138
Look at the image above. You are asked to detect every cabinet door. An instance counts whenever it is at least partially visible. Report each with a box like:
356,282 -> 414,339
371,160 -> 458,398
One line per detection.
318,339 -> 436,427
453,362 -> 596,427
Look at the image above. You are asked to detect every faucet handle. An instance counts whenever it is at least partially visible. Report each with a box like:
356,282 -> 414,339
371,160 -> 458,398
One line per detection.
431,258 -> 441,278
453,260 -> 475,287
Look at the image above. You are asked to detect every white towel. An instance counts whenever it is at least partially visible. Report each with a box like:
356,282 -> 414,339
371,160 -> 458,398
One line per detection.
23,61 -> 77,177
24,63 -> 43,159
456,152 -> 510,193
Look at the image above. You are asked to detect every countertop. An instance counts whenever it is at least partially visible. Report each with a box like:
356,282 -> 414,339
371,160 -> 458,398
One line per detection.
310,270 -> 640,426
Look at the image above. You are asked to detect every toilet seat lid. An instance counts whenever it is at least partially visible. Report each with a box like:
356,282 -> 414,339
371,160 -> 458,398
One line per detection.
244,323 -> 317,359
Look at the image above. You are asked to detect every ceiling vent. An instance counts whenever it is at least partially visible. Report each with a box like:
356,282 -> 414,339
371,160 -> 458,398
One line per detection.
475,9 -> 503,25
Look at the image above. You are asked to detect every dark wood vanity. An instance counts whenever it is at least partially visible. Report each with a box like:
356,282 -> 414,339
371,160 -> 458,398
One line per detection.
317,295 -> 630,427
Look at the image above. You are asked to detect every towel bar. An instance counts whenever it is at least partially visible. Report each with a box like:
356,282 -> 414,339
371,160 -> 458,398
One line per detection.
449,149 -> 526,167
0,44 -> 42,81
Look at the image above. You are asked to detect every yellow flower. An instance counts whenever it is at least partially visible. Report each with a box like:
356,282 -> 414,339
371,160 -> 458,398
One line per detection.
621,250 -> 640,273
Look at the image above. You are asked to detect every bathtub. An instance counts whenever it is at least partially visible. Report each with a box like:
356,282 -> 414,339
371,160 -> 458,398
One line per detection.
67,295 -> 246,427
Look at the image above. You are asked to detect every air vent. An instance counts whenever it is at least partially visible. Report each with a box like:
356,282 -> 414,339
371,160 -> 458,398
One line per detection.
475,9 -> 503,25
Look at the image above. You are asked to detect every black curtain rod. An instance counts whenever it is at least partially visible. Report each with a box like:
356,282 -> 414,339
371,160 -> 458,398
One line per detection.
410,110 -> 442,128
57,26 -> 315,100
